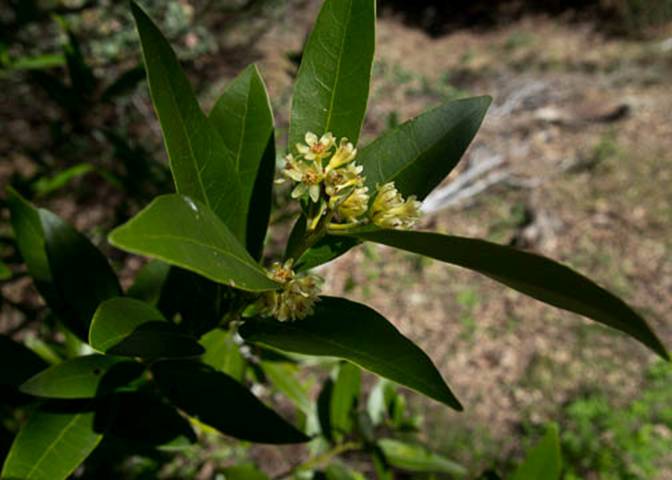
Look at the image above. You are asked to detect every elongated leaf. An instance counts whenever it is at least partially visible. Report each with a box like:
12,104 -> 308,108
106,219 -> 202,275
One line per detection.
158,267 -> 230,336
89,297 -> 163,351
109,194 -> 279,292
0,336 -> 47,387
95,391 -> 196,449
510,424 -> 561,480
240,297 -> 461,409
9,53 -> 65,71
245,135 -> 275,260
324,464 -> 367,480
288,0 -> 375,147
201,329 -> 246,381
260,361 -> 312,415
221,464 -> 269,480
131,2 -> 244,237
90,297 -> 203,359
7,188 -> 121,340
40,209 -> 122,339
316,376 -> 335,441
62,29 -> 96,96
295,235 -> 359,272
378,439 -> 466,476
31,163 -> 94,198
209,67 -> 275,258
330,362 -> 361,440
359,96 -> 491,199
367,379 -> 394,426
7,187 -> 52,286
105,327 -> 204,359
19,354 -> 144,399
0,260 -> 10,280
351,230 -> 669,360
1,404 -> 102,480
209,65 -> 275,254
152,360 -> 309,444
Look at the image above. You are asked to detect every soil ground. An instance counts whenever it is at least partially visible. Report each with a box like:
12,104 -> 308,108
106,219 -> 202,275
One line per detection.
250,2 -> 672,474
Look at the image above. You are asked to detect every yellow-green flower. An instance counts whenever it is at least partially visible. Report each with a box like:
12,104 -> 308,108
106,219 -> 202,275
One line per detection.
337,186 -> 370,223
281,154 -> 324,202
258,260 -> 322,322
325,162 -> 365,200
371,182 -> 422,229
326,138 -> 357,171
296,132 -> 335,162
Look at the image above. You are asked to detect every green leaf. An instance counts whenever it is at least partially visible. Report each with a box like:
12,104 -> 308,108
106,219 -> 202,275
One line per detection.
96,391 -> 196,449
317,376 -> 335,441
40,209 -> 122,339
1,404 -> 102,480
31,163 -> 95,198
378,439 -> 467,476
245,135 -> 275,260
9,53 -> 65,71
240,297 -> 462,410
359,96 -> 491,199
510,424 -> 562,480
62,28 -> 96,96
324,464 -> 367,480
209,65 -> 275,256
152,360 -> 310,444
158,267 -> 229,336
7,188 -> 121,340
295,235 -> 360,272
131,1 -> 244,237
0,260 -> 11,280
259,361 -> 312,415
0,336 -> 47,387
221,464 -> 269,480
330,362 -> 361,440
288,0 -> 376,147
19,354 -> 144,399
7,187 -> 52,285
371,447 -> 394,480
351,230 -> 669,360
367,378 -> 394,426
200,329 -> 246,381
126,260 -> 171,305
90,297 -> 204,359
109,194 -> 279,292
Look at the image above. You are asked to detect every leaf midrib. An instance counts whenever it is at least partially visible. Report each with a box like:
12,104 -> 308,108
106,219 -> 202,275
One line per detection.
249,322 -> 452,404
25,414 -> 91,479
115,231 -> 273,285
139,15 -> 212,212
322,0 -> 353,134
364,101 -> 482,190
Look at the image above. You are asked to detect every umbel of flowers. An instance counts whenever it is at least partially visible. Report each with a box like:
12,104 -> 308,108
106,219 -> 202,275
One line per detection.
259,131 -> 422,322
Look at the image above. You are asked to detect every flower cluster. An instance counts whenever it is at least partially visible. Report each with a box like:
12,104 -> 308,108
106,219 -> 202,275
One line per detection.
370,182 -> 422,229
257,260 -> 322,322
280,131 -> 422,231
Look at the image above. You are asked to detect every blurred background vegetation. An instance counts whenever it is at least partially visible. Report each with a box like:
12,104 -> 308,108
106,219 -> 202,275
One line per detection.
1,0 -> 671,478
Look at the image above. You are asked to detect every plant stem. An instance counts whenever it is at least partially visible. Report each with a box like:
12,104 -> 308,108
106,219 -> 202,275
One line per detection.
273,441 -> 362,479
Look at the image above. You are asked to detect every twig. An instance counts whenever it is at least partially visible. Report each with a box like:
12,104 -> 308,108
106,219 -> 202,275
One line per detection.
272,442 -> 361,480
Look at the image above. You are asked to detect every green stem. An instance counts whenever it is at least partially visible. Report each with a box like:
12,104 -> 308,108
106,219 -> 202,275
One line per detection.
286,208 -> 335,262
274,441 -> 362,479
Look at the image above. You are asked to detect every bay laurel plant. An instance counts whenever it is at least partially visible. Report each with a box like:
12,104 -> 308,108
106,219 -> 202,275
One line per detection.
1,0 -> 668,478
